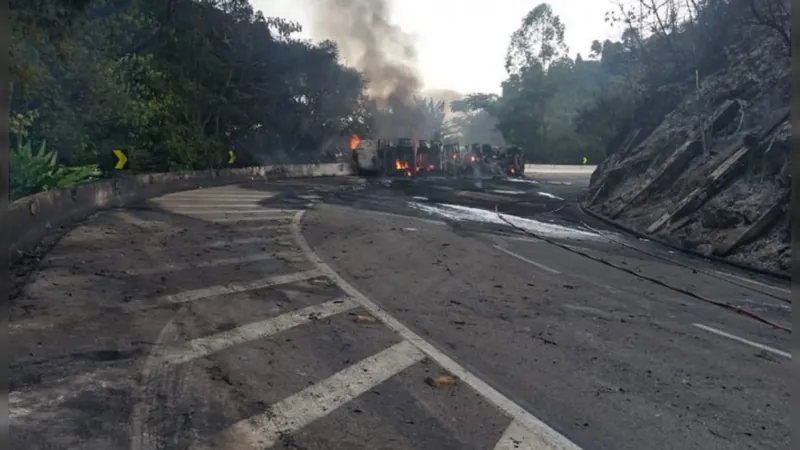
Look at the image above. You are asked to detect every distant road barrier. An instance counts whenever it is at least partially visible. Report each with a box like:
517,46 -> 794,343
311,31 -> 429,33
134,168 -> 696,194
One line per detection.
9,163 -> 354,262
524,164 -> 597,174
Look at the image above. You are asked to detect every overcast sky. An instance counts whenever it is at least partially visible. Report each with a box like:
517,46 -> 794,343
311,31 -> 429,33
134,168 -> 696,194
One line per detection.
251,0 -> 622,94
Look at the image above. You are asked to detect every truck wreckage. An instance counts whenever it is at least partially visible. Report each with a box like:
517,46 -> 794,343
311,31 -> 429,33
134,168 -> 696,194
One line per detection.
350,136 -> 524,179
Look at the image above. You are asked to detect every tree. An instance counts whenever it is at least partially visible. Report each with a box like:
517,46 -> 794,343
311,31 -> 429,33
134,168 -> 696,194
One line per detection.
504,3 -> 568,75
9,0 -> 370,178
413,97 -> 451,141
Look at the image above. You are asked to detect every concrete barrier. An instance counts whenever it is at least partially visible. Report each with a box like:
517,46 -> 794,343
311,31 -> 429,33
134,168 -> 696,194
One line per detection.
524,164 -> 597,175
9,163 -> 354,261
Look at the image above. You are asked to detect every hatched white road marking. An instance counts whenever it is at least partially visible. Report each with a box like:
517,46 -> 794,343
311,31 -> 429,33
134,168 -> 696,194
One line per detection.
157,192 -> 274,199
166,210 -> 295,217
229,223 -> 292,232
493,245 -> 561,275
45,236 -> 282,263
493,420 -> 554,450
292,210 -> 583,450
210,215 -> 295,223
693,323 -> 791,359
151,204 -> 269,209
192,340 -> 425,450
131,268 -> 325,450
155,270 -> 325,305
156,298 -> 357,366
124,252 -> 299,275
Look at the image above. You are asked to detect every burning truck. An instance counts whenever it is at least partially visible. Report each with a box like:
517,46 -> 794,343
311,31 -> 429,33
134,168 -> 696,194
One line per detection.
351,135 -> 522,178
351,136 -> 417,177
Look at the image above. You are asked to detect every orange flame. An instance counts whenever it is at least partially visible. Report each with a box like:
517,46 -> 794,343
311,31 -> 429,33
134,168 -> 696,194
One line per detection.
349,135 -> 361,151
395,159 -> 409,170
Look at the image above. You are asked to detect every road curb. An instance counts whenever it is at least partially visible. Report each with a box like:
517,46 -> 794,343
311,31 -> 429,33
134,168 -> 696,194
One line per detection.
577,202 -> 790,281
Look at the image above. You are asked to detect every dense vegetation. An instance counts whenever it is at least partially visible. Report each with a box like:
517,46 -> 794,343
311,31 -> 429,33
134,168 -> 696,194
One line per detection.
452,0 -> 790,164
9,0 -> 376,198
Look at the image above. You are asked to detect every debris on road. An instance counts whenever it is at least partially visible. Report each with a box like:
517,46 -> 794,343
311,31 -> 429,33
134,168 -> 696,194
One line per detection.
425,374 -> 457,388
352,314 -> 379,325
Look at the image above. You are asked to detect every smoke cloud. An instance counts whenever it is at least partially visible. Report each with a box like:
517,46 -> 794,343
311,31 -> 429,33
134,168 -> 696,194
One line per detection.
309,0 -> 423,138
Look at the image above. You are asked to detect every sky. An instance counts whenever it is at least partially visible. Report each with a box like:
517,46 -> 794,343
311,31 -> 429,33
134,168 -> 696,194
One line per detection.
251,0 -> 622,95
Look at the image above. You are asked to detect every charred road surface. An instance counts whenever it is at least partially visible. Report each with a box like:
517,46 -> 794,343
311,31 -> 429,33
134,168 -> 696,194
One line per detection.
11,174 -> 791,450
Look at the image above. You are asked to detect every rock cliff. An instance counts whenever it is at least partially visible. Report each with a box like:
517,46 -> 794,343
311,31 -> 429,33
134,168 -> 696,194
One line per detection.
584,30 -> 790,276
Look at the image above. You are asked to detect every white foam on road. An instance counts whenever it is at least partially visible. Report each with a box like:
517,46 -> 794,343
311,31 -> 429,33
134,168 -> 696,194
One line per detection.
155,298 -> 357,366
537,192 -> 564,200
194,341 -> 425,450
408,202 -> 600,240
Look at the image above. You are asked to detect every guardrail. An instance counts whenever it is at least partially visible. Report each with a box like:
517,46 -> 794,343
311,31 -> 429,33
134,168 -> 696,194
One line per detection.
524,164 -> 597,174
9,163 -> 354,262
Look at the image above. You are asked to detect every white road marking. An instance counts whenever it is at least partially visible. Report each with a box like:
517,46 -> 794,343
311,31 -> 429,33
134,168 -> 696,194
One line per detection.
117,211 -> 156,227
210,215 -> 295,223
493,420 -> 555,450
167,209 -> 293,216
156,298 -> 357,366
492,245 -> 561,275
130,264 -> 323,450
155,270 -> 324,305
193,340 -> 425,450
203,236 -> 281,247
693,323 -> 791,359
292,211 -> 582,450
713,270 -> 791,295
45,237 -> 281,262
124,252 -> 298,275
157,193 -> 274,200
151,204 -> 267,209
232,223 -> 292,232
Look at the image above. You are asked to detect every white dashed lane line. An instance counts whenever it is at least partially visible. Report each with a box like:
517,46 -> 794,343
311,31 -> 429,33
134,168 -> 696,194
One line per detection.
693,323 -> 791,359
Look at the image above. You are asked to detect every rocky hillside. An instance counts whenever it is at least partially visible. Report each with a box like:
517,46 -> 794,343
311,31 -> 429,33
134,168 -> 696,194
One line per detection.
584,30 -> 790,276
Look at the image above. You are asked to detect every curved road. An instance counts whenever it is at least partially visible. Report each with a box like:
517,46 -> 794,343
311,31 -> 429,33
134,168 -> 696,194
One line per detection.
10,174 -> 791,450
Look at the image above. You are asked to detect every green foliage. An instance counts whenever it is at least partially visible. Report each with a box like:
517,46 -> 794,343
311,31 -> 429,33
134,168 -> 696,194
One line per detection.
10,137 -> 99,200
9,0 -> 369,185
452,0 -> 776,165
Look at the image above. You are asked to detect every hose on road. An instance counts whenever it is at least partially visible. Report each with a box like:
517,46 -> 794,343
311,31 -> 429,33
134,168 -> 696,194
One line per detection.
493,205 -> 792,334
576,219 -> 791,304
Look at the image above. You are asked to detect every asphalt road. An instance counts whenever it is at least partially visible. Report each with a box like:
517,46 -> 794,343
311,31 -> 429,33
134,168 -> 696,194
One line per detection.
10,173 -> 791,450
